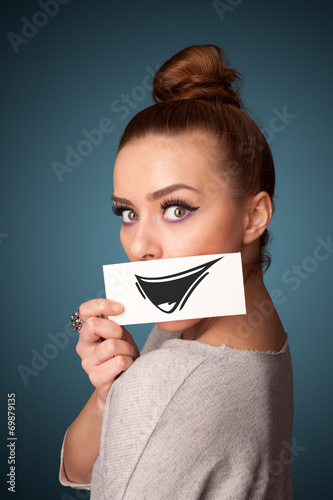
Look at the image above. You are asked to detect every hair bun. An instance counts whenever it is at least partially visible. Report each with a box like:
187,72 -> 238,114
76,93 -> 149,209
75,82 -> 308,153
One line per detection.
152,44 -> 243,109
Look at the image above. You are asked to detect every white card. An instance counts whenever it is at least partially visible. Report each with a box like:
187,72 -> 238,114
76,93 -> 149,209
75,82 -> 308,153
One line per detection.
103,252 -> 246,326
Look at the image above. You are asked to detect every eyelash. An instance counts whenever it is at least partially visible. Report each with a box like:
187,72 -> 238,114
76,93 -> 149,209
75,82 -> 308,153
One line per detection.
159,197 -> 199,213
112,197 -> 199,219
112,204 -> 132,216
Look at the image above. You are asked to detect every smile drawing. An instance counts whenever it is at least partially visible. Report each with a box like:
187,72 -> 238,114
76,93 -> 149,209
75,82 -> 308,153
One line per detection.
134,257 -> 223,314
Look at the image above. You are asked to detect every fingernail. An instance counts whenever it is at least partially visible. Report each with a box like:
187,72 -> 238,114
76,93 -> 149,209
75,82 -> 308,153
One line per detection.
111,303 -> 123,314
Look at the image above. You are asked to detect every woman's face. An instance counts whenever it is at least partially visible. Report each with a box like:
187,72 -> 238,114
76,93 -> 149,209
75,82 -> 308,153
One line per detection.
112,132 -> 246,332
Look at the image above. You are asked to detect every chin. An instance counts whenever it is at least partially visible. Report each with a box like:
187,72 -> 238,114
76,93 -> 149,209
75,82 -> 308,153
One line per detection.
156,318 -> 202,333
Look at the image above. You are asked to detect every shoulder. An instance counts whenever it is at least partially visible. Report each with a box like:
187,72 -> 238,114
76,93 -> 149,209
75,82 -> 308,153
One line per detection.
109,338 -> 291,418
103,342 -> 228,432
109,340 -> 211,405
139,323 -> 181,355
97,339 -> 293,499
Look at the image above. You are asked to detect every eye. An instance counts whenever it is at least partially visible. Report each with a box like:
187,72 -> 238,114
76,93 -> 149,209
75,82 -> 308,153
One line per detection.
112,198 -> 199,224
160,198 -> 200,222
122,209 -> 139,223
112,204 -> 138,224
163,206 -> 188,220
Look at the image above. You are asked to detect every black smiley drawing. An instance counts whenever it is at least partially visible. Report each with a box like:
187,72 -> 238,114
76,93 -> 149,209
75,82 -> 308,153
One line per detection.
134,257 -> 223,314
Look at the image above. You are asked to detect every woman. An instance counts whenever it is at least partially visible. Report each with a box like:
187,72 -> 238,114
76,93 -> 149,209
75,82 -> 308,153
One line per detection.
59,44 -> 293,499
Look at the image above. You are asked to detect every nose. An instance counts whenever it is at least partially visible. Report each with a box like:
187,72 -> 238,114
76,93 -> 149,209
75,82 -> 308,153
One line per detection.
129,218 -> 163,261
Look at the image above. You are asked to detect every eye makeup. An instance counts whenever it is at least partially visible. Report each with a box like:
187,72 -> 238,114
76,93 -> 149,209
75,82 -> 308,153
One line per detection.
112,203 -> 139,226
111,197 -> 200,224
112,203 -> 133,217
159,197 -> 200,213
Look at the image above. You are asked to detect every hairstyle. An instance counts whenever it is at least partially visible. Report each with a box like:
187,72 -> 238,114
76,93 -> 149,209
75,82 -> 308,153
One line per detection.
117,44 -> 275,273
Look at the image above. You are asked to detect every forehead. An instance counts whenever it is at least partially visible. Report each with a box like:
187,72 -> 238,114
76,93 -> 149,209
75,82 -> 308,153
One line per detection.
113,132 -> 219,187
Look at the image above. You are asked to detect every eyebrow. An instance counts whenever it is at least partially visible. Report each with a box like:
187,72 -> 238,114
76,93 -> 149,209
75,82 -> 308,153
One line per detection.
111,183 -> 199,205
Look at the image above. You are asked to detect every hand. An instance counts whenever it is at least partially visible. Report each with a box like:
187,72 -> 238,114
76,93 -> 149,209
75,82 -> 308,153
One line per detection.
76,298 -> 140,407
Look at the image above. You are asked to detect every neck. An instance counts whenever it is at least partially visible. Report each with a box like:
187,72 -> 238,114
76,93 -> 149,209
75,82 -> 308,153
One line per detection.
182,265 -> 268,342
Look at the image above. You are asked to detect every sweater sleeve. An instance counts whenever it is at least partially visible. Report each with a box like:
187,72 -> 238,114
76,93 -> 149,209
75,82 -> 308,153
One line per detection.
58,324 -> 164,490
93,342 -> 293,500
58,429 -> 91,490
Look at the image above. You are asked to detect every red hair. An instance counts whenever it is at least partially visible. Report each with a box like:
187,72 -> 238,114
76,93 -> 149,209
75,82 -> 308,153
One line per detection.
117,44 -> 275,273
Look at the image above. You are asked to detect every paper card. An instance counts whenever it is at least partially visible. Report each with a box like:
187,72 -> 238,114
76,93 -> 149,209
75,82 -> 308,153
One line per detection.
103,252 -> 246,326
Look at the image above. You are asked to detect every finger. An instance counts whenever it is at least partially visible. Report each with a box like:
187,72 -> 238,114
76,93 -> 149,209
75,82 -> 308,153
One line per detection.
121,328 -> 141,359
79,298 -> 123,322
88,355 -> 135,388
79,317 -> 124,345
91,338 -> 137,366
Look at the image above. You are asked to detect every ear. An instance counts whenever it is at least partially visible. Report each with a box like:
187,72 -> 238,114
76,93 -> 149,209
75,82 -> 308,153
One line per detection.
242,191 -> 272,245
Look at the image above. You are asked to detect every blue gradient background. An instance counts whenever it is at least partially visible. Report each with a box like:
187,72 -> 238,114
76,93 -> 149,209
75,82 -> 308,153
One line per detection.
1,1 -> 332,498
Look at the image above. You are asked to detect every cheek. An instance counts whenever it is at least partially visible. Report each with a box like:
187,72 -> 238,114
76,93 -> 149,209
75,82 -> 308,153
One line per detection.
176,211 -> 243,255
119,227 -> 130,256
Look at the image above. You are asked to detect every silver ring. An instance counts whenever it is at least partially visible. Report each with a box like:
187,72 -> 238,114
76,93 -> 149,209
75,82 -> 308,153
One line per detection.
71,309 -> 84,333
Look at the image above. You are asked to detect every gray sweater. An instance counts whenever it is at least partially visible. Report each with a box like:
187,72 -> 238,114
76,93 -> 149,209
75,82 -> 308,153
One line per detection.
59,324 -> 294,499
